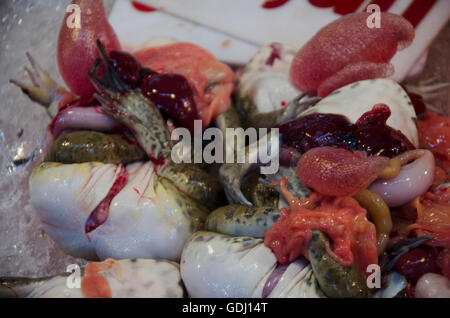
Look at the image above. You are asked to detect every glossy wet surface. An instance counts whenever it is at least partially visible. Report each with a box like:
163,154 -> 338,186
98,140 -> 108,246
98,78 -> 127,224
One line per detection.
0,0 -> 447,277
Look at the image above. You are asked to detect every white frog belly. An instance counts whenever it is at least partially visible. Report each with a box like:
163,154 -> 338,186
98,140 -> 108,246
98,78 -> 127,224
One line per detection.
29,161 -> 204,261
20,259 -> 183,298
180,231 -> 323,298
237,43 -> 301,115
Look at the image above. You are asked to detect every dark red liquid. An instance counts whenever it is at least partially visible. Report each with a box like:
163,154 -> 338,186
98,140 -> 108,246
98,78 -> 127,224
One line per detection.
278,105 -> 415,158
131,1 -> 157,12
85,166 -> 128,237
141,73 -> 200,133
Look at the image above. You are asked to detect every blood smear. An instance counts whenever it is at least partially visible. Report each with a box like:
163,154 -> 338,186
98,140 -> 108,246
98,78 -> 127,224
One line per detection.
85,166 -> 128,237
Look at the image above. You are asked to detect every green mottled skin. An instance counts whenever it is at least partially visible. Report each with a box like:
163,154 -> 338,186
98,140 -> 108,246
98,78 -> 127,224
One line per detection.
238,95 -> 280,129
96,89 -> 173,162
296,270 -> 327,298
241,171 -> 279,207
231,93 -> 250,128
84,42 -> 221,214
157,163 -> 224,211
236,93 -> 320,129
88,41 -> 172,161
0,272 -> 74,298
1,275 -> 57,287
216,105 -> 242,133
155,177 -> 209,230
45,131 -> 147,164
308,230 -> 371,298
219,162 -> 254,205
205,204 -> 280,238
265,166 -> 311,200
222,106 -> 242,129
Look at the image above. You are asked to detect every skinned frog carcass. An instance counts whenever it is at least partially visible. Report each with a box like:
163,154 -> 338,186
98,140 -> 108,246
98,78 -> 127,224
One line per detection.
222,13 -> 421,207
220,78 -> 423,208
192,167 -> 434,298
0,258 -> 183,298
234,43 -> 313,129
15,41 -> 223,261
180,231 -> 406,298
180,231 -> 325,298
30,161 -> 209,261
219,13 -> 422,209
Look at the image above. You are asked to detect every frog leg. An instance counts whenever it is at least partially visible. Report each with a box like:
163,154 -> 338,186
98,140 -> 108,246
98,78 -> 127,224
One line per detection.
246,93 -> 321,128
308,230 -> 371,298
157,163 -> 223,211
10,53 -> 68,118
88,40 -> 172,162
219,130 -> 280,206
